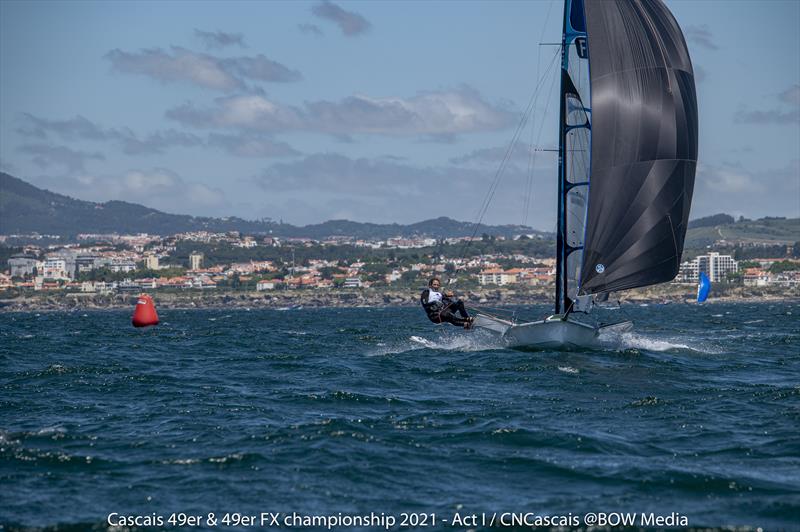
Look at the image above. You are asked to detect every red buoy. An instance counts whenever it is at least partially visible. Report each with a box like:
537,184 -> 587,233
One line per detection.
132,293 -> 159,327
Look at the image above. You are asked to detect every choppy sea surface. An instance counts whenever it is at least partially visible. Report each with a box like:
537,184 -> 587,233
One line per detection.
1,302 -> 799,531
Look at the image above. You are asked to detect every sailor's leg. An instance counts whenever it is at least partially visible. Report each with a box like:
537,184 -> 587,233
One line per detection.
451,299 -> 469,318
441,309 -> 468,327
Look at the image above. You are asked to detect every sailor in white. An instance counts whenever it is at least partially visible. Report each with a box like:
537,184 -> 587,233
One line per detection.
419,277 -> 473,328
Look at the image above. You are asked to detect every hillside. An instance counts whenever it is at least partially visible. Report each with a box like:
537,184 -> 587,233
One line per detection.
0,173 -> 543,240
684,216 -> 799,248
3,173 -> 795,245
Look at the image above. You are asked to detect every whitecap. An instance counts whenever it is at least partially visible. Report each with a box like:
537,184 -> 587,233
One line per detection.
366,330 -> 504,356
600,331 -> 721,354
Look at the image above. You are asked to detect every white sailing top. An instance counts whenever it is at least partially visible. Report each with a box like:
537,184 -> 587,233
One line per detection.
427,289 -> 443,304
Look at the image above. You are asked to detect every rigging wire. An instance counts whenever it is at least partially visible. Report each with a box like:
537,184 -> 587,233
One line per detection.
456,47 -> 561,264
523,0 -> 556,227
523,50 -> 561,229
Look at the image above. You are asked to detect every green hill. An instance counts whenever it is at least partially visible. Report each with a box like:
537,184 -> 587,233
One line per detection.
0,172 -> 543,240
684,216 -> 799,248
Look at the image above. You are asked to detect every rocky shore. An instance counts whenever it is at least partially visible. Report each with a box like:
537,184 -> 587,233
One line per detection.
0,284 -> 795,312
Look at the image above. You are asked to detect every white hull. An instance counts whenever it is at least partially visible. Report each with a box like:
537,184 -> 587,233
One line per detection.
473,313 -> 632,350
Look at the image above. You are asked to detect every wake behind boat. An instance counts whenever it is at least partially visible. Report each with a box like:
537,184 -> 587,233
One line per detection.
471,0 -> 698,350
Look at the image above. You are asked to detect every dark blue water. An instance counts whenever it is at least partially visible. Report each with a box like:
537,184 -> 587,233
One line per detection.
2,302 -> 799,530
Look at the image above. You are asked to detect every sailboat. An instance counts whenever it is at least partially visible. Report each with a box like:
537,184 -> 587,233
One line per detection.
473,0 -> 698,348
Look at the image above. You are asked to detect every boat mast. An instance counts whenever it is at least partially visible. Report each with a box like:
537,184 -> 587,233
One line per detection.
555,0 -> 568,315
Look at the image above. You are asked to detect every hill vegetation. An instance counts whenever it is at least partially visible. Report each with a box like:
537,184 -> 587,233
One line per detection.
0,173 -> 543,240
688,213 -> 735,229
1,173 -> 797,251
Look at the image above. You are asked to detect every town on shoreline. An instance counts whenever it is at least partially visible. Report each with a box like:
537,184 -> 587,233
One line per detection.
2,228 -> 798,313
2,285 -> 797,313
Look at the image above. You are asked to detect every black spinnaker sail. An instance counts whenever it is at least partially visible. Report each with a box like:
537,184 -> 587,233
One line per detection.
576,0 -> 698,296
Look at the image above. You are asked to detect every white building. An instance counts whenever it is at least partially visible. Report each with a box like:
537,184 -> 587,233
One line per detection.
478,269 -> 519,286
110,260 -> 137,273
256,280 -> 279,291
144,254 -> 159,270
43,257 -> 69,280
678,252 -> 738,282
189,252 -> 203,271
8,256 -> 39,277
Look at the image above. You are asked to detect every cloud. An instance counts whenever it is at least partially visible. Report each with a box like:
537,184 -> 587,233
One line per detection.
17,114 -> 106,141
699,163 -> 762,193
0,158 -> 20,175
30,168 -> 229,215
311,1 -> 371,36
255,153 -> 425,194
685,25 -> 718,51
18,144 -> 105,172
298,23 -> 323,36
207,133 -> 300,158
692,160 -> 800,219
693,64 -> 707,84
18,114 -> 204,155
167,94 -> 303,130
220,55 -> 302,83
120,129 -> 204,155
105,46 -> 301,91
106,47 -> 239,90
449,141 -> 557,168
734,84 -> 800,125
734,108 -> 800,125
166,87 -> 516,136
779,84 -> 800,106
194,29 -> 246,49
250,152 -> 558,226
16,113 -> 304,160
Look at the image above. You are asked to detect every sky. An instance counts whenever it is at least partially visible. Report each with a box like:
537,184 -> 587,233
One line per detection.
1,0 -> 798,231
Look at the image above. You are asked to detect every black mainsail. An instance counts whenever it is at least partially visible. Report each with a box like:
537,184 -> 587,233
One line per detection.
556,0 -> 697,311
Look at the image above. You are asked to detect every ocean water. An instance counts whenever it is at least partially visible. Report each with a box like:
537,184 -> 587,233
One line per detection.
1,302 -> 799,531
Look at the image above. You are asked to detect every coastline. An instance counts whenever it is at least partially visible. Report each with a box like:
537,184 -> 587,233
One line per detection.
1,285 -> 796,313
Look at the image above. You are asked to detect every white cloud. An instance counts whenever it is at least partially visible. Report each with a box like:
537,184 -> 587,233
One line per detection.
166,87 -> 516,136
30,168 -> 228,215
692,160 -> 800,219
105,47 -> 301,91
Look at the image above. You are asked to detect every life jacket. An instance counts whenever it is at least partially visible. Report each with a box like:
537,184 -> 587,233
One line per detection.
420,288 -> 444,322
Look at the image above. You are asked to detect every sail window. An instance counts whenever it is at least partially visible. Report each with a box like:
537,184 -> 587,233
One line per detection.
566,249 -> 584,300
565,95 -> 589,127
565,127 -> 590,183
566,188 -> 587,248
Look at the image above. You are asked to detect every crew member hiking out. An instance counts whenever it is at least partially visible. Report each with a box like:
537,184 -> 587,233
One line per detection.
420,277 -> 474,329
